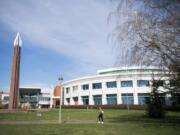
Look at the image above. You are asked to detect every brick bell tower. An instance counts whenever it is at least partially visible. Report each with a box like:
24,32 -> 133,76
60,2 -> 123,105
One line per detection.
9,32 -> 22,110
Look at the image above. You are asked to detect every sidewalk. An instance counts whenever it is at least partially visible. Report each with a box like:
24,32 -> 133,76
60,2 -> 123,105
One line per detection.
0,120 -> 97,125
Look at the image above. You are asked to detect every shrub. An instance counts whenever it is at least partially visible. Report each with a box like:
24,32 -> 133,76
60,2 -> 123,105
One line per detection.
146,80 -> 166,118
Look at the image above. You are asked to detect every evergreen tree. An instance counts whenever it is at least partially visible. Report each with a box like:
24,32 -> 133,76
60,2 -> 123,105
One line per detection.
146,80 -> 165,118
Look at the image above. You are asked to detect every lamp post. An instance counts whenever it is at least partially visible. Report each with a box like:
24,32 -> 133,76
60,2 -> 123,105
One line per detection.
58,76 -> 63,123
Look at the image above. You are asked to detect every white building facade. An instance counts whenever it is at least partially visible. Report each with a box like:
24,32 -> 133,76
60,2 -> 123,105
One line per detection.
0,92 -> 9,106
62,67 -> 170,106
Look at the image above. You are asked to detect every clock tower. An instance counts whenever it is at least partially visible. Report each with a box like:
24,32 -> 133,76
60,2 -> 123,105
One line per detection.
9,32 -> 22,110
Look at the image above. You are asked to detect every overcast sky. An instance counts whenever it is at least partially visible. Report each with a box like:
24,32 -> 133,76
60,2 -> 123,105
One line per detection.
0,0 -> 118,92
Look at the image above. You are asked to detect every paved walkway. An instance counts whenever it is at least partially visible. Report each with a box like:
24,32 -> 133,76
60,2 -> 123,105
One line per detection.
0,120 -> 97,125
0,120 -> 179,125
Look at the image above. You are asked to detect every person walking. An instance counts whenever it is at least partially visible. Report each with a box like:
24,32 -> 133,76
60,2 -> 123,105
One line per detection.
98,107 -> 104,124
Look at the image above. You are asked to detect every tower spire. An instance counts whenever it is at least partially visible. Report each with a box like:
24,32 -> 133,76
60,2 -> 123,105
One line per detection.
14,32 -> 22,47
9,32 -> 22,110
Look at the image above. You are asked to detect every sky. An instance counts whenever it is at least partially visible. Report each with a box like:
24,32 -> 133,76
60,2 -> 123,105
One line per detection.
0,0 -> 118,92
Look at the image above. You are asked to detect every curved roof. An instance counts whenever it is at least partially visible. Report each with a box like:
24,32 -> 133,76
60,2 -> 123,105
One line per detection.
97,66 -> 165,75
62,66 -> 168,85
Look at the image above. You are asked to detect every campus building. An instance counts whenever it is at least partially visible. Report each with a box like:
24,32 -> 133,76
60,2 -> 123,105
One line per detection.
0,88 -> 51,109
0,91 -> 9,108
51,86 -> 62,108
62,67 -> 171,106
1,67 -> 178,108
19,88 -> 41,108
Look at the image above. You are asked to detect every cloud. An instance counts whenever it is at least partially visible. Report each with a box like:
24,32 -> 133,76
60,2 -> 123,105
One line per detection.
0,0 -> 120,90
0,0 -> 116,67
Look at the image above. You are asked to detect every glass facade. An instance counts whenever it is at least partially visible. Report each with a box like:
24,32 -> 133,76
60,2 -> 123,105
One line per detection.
137,80 -> 150,87
82,96 -> 89,105
3,96 -> 9,101
138,93 -> 150,105
107,94 -> 117,105
159,94 -> 166,104
38,96 -> 50,101
92,83 -> 102,89
82,84 -> 89,90
121,81 -> 133,87
122,94 -> 134,104
93,95 -> 102,105
20,95 -> 38,103
106,81 -> 117,88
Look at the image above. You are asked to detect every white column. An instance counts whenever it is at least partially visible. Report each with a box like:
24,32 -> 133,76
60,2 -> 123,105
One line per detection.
165,94 -> 171,106
102,94 -> 106,105
78,95 -> 82,105
89,94 -> 93,105
102,82 -> 106,105
133,78 -> 138,105
50,87 -> 54,108
134,93 -> 138,105
64,98 -> 67,105
70,97 -> 74,105
117,79 -> 122,104
117,92 -> 122,104
88,83 -> 93,105
69,87 -> 73,105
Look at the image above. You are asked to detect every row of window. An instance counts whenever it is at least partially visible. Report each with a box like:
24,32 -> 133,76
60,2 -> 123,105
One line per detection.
38,97 -> 50,101
2,96 -> 50,102
81,94 -> 148,105
66,93 -> 165,105
66,80 -> 153,93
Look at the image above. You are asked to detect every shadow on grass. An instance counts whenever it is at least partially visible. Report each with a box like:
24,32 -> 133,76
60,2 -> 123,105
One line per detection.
106,113 -> 180,125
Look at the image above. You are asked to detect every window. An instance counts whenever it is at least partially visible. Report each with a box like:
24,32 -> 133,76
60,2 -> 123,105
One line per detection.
72,85 -> 78,92
158,94 -> 166,104
73,97 -> 78,105
3,96 -> 9,101
66,87 -> 70,94
39,97 -> 50,101
138,93 -> 150,105
93,95 -> 102,105
82,84 -> 89,90
106,81 -> 117,88
82,96 -> 89,105
121,94 -> 134,105
20,95 -> 38,103
170,94 -> 180,105
137,80 -> 150,87
121,81 -> 133,87
107,94 -> 117,105
92,83 -> 102,89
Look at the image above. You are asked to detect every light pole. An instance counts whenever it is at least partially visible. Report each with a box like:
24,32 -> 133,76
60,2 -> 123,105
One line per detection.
58,76 -> 63,123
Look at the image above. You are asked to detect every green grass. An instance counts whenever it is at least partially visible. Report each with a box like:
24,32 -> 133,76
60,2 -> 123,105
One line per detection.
0,123 -> 179,135
0,109 -> 180,123
0,109 -> 180,135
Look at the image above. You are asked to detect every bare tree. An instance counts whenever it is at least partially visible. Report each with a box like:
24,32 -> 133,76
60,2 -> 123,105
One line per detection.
111,0 -> 180,94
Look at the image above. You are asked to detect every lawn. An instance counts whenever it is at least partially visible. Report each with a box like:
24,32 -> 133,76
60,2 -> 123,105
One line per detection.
0,109 -> 180,135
